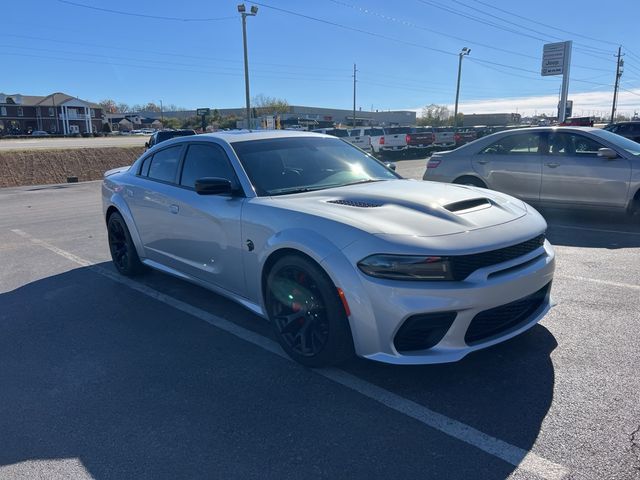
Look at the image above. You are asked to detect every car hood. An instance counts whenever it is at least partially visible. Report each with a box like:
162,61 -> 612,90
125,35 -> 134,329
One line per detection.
265,179 -> 528,237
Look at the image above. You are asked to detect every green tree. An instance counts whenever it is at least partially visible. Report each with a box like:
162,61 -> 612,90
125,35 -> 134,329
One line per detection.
418,104 -> 452,127
252,94 -> 290,115
161,117 -> 181,129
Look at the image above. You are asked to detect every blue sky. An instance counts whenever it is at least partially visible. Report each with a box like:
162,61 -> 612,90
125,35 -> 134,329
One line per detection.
3,0 -> 640,116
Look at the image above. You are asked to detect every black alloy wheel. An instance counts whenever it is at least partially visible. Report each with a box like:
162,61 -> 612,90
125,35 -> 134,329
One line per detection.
107,211 -> 144,276
266,255 -> 354,367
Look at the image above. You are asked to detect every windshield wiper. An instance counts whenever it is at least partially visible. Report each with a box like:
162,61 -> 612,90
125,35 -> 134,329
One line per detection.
268,185 -> 331,196
338,179 -> 385,187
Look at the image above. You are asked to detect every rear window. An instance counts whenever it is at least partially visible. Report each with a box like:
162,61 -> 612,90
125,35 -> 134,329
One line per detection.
147,145 -> 183,182
384,127 -> 412,134
349,130 -> 361,137
157,130 -> 196,143
366,128 -> 384,136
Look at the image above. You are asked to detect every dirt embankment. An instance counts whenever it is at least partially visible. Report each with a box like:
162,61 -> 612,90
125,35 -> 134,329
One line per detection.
0,147 -> 144,188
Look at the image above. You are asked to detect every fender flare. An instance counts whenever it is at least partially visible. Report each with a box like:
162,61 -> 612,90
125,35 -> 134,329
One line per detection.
106,194 -> 145,259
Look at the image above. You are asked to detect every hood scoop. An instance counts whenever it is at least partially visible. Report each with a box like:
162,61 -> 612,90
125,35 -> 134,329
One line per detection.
444,198 -> 492,214
327,199 -> 383,208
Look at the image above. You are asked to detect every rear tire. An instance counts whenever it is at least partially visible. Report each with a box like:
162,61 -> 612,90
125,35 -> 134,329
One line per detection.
107,211 -> 145,276
265,255 -> 354,367
453,176 -> 487,188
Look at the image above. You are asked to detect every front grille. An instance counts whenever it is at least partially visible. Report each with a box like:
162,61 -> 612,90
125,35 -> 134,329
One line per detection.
465,283 -> 551,345
450,234 -> 545,280
394,312 -> 456,352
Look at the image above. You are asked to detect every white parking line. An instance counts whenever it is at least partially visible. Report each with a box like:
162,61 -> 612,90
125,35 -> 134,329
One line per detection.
11,228 -> 569,480
549,224 -> 640,236
558,275 -> 640,291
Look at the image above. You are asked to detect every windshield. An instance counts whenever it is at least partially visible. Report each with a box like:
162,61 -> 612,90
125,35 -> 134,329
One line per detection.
231,136 -> 400,196
591,129 -> 640,156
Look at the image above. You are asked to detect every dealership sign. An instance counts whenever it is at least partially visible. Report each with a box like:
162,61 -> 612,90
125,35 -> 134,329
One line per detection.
541,42 -> 571,76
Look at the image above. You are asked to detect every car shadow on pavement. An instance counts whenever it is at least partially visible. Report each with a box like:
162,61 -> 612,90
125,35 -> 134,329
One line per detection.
540,207 -> 640,249
0,264 -> 557,479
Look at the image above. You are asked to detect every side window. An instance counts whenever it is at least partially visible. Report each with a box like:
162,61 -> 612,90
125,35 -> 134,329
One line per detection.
481,133 -> 541,155
572,135 -> 605,156
547,133 -> 605,156
147,145 -> 182,183
139,155 -> 152,176
180,144 -> 237,189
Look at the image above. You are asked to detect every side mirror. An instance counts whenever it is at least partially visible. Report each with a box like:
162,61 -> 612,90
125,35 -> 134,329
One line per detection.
385,162 -> 397,171
195,177 -> 233,195
597,147 -> 618,159
144,142 -> 149,149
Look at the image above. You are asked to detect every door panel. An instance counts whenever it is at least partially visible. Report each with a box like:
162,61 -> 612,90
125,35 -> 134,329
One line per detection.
127,145 -> 184,264
540,132 -> 631,207
472,132 -> 543,202
168,143 -> 246,295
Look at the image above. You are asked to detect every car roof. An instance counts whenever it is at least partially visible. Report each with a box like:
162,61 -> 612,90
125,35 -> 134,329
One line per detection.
151,130 -> 334,149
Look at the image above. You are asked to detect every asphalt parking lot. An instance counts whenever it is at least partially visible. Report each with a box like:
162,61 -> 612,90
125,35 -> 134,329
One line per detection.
1,159 -> 639,480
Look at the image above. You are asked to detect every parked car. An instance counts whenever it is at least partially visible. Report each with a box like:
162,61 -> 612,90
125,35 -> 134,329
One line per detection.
146,129 -> 196,149
346,128 -> 372,152
379,126 -> 412,154
349,127 -> 385,154
103,130 -> 554,367
560,116 -> 594,127
311,128 -> 349,138
423,127 -> 640,214
31,130 -> 49,136
454,128 -> 478,146
406,127 -> 434,153
603,121 -> 640,143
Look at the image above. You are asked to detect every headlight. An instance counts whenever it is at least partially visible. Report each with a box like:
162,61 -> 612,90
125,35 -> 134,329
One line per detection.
357,254 -> 453,281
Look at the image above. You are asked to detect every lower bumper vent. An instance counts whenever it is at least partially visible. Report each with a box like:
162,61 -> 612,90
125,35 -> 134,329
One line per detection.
394,312 -> 456,352
465,283 -> 551,345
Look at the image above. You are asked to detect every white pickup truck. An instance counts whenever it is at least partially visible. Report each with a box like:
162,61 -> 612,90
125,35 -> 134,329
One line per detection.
312,128 -> 372,152
348,127 -> 384,153
379,126 -> 412,154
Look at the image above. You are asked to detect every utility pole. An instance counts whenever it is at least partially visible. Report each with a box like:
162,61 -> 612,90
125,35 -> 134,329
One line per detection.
454,47 -> 470,127
238,4 -> 258,130
159,99 -> 164,123
352,63 -> 357,128
610,46 -> 624,124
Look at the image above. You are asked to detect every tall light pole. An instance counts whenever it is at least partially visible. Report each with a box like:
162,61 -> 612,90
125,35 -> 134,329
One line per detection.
352,63 -> 357,128
610,46 -> 623,124
238,4 -> 258,130
159,99 -> 164,124
453,47 -> 470,128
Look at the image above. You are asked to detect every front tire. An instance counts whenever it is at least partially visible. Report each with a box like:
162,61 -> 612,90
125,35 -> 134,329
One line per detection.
265,255 -> 354,367
107,211 -> 145,276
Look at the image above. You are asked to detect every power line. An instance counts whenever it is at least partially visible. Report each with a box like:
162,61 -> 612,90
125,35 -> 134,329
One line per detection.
326,0 -> 609,73
250,1 -> 457,57
419,0 -> 615,61
0,33 -> 349,74
470,0 -> 620,47
55,0 -> 236,22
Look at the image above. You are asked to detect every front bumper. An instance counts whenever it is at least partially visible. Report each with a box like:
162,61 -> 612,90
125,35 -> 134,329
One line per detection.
323,240 -> 555,365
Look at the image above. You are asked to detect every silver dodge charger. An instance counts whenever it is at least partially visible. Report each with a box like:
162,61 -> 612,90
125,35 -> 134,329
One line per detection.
102,130 -> 555,367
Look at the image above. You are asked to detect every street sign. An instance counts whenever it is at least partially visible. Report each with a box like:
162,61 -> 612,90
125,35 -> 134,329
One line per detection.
196,108 -> 210,116
541,42 -> 570,76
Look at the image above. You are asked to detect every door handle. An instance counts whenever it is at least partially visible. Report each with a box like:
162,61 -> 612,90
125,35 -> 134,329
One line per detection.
477,159 -> 489,165
545,162 -> 560,168
169,204 -> 179,214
